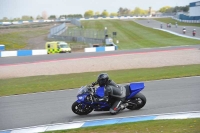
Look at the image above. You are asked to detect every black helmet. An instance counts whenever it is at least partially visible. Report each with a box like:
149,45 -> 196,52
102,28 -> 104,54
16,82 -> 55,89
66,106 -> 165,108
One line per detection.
97,73 -> 109,87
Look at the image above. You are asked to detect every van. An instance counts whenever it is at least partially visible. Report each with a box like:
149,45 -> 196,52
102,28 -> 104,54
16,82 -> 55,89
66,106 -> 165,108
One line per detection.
45,41 -> 71,54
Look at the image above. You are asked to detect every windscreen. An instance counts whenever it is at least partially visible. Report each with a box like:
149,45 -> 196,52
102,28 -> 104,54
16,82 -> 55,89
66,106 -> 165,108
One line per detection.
59,43 -> 69,48
77,86 -> 89,95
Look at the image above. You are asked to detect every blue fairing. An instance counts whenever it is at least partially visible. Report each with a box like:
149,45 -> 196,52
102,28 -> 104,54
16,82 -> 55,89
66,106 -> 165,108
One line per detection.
96,86 -> 105,98
126,82 -> 145,99
77,94 -> 88,102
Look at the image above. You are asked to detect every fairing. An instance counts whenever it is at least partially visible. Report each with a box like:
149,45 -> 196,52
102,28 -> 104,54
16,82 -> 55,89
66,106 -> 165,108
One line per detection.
95,86 -> 105,98
126,82 -> 145,99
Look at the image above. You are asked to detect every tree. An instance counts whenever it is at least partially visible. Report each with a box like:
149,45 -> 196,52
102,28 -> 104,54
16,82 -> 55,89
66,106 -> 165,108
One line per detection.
21,15 -> 32,20
173,5 -> 189,12
94,12 -> 100,17
42,11 -> 48,19
95,12 -> 100,15
101,10 -> 109,17
110,12 -> 118,16
36,15 -> 43,20
131,7 -> 143,15
30,16 -> 34,20
118,7 -> 123,16
159,6 -> 171,13
118,7 -> 131,16
59,15 -> 67,19
3,17 -> 8,21
13,18 -> 20,21
48,15 -> 56,19
84,10 -> 94,17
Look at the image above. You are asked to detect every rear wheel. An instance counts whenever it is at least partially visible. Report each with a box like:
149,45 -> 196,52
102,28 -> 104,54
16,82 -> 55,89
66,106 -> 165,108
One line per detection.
71,101 -> 93,115
126,93 -> 146,110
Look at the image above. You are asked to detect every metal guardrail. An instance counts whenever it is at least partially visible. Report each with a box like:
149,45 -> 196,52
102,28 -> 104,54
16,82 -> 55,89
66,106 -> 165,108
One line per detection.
51,35 -> 104,44
48,22 -> 105,45
48,23 -> 67,38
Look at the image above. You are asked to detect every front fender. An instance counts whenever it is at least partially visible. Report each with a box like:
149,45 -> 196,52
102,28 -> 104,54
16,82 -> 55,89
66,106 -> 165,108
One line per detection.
76,100 -> 82,103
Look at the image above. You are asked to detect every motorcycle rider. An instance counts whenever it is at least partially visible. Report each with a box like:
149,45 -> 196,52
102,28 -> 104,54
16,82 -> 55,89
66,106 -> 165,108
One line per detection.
175,22 -> 178,28
92,73 -> 128,115
183,27 -> 186,34
193,29 -> 196,36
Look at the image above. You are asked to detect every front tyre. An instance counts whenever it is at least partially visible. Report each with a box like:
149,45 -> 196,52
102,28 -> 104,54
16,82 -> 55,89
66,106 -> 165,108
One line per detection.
71,101 -> 93,115
126,93 -> 146,110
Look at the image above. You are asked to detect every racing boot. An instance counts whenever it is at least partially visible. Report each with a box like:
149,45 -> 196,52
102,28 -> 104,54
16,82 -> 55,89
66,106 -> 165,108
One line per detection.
120,103 -> 129,110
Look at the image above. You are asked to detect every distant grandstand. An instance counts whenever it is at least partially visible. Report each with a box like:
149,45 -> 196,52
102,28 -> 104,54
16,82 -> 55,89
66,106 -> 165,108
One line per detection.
179,1 -> 200,20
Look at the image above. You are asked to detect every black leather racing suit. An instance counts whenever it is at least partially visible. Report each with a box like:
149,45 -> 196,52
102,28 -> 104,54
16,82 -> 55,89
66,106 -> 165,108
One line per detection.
104,80 -> 126,114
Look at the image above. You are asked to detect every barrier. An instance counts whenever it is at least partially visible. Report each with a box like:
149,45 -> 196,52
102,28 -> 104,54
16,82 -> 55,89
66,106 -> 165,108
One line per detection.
84,46 -> 117,52
0,49 -> 47,57
0,51 -> 17,57
0,45 -> 5,50
17,50 -> 32,56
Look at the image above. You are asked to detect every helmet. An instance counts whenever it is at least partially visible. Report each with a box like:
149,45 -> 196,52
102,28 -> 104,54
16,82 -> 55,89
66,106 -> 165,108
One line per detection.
97,73 -> 109,87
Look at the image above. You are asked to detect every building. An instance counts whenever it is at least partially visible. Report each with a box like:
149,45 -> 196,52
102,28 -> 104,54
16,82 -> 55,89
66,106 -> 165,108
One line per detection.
189,1 -> 200,17
179,1 -> 200,20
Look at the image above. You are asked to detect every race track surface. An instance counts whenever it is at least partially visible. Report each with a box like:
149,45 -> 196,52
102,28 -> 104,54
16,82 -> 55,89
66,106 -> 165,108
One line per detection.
0,76 -> 200,130
0,45 -> 200,79
0,45 -> 200,65
134,19 -> 200,38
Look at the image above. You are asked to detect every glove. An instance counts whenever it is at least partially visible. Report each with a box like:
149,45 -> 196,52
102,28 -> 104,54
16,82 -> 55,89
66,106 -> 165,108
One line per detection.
92,81 -> 97,86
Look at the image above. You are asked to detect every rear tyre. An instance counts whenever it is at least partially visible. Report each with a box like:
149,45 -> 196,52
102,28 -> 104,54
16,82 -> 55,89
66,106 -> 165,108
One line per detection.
71,101 -> 93,115
126,93 -> 146,110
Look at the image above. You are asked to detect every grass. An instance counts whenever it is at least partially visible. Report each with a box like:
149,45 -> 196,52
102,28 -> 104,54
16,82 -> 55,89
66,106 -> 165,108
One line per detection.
45,118 -> 200,133
1,19 -> 200,50
0,29 -> 49,50
0,64 -> 200,96
81,20 -> 200,50
153,17 -> 200,27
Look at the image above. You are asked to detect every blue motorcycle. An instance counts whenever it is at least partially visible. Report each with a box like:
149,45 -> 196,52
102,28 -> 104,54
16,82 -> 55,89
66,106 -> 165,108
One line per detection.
72,82 -> 146,115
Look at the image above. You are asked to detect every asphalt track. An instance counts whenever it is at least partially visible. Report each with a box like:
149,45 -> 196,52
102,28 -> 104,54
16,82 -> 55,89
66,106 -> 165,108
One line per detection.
134,19 -> 200,38
0,76 -> 200,130
0,19 -> 200,131
0,45 -> 200,66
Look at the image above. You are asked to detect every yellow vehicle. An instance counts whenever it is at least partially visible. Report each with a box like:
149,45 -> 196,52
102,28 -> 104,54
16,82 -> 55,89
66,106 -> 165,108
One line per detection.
45,41 -> 71,54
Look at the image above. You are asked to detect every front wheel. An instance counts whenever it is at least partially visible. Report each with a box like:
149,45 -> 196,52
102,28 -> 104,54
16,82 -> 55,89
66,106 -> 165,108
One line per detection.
71,101 -> 93,115
126,93 -> 146,110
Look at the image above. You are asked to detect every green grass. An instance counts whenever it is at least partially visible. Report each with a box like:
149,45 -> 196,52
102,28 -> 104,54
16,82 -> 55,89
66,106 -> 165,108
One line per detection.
0,29 -> 49,50
1,19 -> 200,50
0,64 -> 200,96
45,118 -> 200,133
81,20 -> 200,50
153,17 -> 200,27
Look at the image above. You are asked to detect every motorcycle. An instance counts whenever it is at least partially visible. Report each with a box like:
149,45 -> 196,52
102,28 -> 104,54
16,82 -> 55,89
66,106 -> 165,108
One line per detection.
71,82 -> 146,115
183,29 -> 186,34
193,31 -> 196,36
